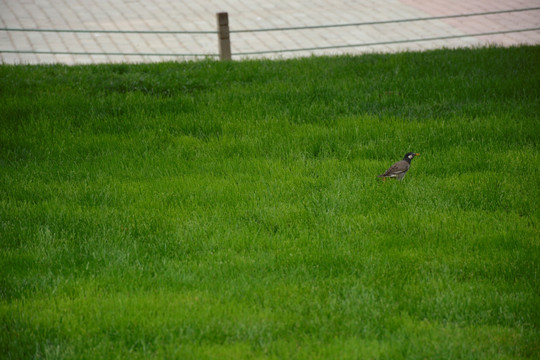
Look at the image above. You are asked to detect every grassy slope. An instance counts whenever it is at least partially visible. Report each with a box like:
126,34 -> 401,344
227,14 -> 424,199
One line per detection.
1,46 -> 539,359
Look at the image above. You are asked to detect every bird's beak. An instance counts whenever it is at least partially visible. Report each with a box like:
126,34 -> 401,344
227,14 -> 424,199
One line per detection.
415,153 -> 420,156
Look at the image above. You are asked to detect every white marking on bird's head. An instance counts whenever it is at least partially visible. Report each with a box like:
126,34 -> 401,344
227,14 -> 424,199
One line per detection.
408,154 -> 413,159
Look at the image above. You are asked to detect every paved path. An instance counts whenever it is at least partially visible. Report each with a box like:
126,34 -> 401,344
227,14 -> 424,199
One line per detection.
0,0 -> 539,64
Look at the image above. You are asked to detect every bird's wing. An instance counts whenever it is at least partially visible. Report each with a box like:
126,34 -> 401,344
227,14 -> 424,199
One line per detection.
381,160 -> 409,176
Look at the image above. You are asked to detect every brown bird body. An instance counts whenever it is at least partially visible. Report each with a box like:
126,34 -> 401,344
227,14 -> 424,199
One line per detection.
378,152 -> 420,180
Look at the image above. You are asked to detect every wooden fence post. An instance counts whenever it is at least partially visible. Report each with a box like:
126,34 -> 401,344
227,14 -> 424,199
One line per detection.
216,12 -> 232,60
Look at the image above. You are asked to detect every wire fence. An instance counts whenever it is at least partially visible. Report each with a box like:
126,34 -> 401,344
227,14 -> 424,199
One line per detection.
235,28 -> 540,56
0,7 -> 539,61
228,7 -> 540,33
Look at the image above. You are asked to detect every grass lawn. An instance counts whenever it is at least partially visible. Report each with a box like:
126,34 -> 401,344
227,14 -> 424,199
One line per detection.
1,46 -> 539,359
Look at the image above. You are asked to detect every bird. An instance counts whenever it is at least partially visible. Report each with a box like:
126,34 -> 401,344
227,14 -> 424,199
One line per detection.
377,152 -> 420,181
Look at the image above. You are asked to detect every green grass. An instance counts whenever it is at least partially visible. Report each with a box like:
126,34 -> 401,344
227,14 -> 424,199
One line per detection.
1,46 -> 539,359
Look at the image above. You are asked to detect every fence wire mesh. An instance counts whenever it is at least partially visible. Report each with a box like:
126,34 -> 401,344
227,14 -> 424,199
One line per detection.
1,7 -> 539,60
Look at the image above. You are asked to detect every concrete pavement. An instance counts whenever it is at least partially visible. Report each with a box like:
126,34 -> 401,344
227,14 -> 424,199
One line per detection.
0,0 -> 539,64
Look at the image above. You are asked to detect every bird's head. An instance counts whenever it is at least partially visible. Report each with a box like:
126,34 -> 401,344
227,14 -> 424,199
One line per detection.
404,152 -> 420,160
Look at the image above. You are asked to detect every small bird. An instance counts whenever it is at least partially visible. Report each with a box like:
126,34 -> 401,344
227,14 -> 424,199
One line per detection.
378,152 -> 420,181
